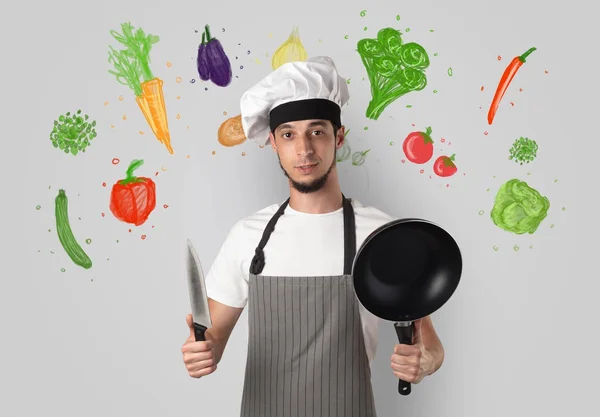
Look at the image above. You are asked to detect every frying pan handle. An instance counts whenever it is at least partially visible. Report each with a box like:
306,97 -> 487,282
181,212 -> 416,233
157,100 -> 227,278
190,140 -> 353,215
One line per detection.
193,322 -> 207,342
394,322 -> 414,395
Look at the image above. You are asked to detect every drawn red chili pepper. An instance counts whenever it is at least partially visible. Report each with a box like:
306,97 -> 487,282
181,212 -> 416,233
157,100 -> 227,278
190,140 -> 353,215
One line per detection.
109,159 -> 156,226
487,47 -> 536,125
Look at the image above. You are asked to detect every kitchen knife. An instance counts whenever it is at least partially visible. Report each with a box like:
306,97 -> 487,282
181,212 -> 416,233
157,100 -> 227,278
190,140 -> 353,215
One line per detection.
186,239 -> 212,341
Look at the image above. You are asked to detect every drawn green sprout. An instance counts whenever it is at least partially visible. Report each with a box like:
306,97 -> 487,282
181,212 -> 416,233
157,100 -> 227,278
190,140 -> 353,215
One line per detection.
490,178 -> 550,234
357,27 -> 430,120
50,110 -> 97,155
509,137 -> 538,165
336,129 -> 370,166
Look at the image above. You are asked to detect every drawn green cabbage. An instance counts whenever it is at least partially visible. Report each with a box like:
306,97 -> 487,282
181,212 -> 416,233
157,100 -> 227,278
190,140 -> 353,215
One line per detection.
490,179 -> 550,234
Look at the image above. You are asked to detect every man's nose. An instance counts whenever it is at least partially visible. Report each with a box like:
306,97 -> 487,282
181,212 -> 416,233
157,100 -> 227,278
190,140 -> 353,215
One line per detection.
296,135 -> 314,156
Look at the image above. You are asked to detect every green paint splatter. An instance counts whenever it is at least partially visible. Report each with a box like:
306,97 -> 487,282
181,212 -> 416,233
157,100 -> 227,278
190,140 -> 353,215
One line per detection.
396,14 -> 401,21
406,104 -> 413,108
85,238 -> 92,244
433,89 -> 438,93
389,141 -> 394,145
50,110 -> 98,155
36,205 -> 41,210
405,28 -> 411,32
430,29 -> 435,32
364,26 -> 368,31
448,67 -> 453,76
493,245 -> 499,252
364,126 -> 368,130
360,10 -> 367,17
562,207 -> 566,211
434,52 -> 438,56
478,210 -> 484,215
61,268 -> 66,272
513,245 -> 520,251
509,137 -> 538,165
550,224 -> 555,228
490,178 -> 550,234
344,35 -> 348,39
347,79 -> 351,84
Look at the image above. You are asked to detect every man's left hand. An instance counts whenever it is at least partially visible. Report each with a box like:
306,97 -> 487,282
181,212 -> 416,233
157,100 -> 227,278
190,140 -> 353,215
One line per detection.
390,318 -> 435,384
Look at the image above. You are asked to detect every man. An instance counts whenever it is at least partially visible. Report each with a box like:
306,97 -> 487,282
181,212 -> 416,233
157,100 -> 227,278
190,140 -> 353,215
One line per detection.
181,56 -> 445,416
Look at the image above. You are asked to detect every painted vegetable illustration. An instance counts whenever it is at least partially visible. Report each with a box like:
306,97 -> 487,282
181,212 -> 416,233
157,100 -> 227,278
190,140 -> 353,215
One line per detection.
402,126 -> 434,164
109,159 -> 156,226
218,114 -> 246,147
197,24 -> 232,87
433,154 -> 457,177
272,26 -> 308,70
336,129 -> 351,162
357,28 -> 429,120
55,189 -> 92,269
490,178 -> 550,234
50,110 -> 97,155
487,47 -> 536,125
509,136 -> 538,165
108,22 -> 173,154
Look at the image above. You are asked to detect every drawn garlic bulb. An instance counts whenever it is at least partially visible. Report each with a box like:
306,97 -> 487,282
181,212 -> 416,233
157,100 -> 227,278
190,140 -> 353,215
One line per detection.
272,26 -> 308,69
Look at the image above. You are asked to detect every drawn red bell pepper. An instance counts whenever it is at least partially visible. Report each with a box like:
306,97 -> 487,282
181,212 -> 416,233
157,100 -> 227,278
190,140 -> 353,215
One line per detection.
109,159 -> 156,226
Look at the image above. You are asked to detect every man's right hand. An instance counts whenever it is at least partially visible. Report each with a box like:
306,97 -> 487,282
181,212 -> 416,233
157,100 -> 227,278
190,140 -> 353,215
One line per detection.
182,313 -> 217,378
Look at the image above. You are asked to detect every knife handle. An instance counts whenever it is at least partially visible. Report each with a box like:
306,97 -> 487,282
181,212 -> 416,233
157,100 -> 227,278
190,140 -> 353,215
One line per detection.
193,322 -> 207,342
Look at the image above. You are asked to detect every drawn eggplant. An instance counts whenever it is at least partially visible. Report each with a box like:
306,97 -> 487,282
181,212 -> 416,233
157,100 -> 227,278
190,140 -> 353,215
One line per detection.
196,24 -> 232,87
196,32 -> 210,81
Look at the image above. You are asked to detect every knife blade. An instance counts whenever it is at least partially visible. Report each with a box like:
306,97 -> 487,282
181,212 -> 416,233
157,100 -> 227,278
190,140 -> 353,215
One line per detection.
186,239 -> 212,341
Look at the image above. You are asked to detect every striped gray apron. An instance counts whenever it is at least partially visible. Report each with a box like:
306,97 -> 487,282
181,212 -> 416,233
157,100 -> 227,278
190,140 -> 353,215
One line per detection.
240,195 -> 377,417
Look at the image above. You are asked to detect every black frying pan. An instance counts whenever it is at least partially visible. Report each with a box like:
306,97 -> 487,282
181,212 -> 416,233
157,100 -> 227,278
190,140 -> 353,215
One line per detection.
352,218 -> 462,395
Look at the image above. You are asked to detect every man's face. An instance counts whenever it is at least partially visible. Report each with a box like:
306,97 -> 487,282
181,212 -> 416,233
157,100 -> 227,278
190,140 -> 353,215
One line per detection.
269,119 -> 345,193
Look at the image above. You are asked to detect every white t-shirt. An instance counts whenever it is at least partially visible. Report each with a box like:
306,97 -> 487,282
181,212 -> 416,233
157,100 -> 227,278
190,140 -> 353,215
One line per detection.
205,198 -> 397,364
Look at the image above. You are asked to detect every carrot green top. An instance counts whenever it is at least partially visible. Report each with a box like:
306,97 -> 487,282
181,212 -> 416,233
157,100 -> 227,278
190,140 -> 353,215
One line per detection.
108,22 -> 160,97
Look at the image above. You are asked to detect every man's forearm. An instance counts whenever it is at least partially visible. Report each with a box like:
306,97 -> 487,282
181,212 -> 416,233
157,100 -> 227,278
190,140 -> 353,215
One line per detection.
427,346 -> 445,375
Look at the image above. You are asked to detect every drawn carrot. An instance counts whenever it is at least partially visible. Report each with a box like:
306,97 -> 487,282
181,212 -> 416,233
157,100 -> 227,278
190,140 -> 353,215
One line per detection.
108,22 -> 173,154
487,47 -> 536,125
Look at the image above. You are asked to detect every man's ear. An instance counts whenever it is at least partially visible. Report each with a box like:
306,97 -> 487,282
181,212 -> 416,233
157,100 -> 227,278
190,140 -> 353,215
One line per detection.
269,131 -> 277,151
336,125 -> 346,149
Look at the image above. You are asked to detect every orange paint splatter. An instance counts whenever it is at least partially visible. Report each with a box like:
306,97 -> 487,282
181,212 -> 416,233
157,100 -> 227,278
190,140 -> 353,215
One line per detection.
401,159 -> 406,163
139,131 -> 144,135
155,171 -> 159,176
152,225 -> 155,229
420,169 -> 424,174
242,152 -> 247,156
166,61 -> 172,67
163,204 -> 169,209
519,88 -> 523,92
176,76 -> 182,83
112,158 -> 120,165
441,138 -> 446,143
480,86 -> 484,91
544,70 -> 548,74
104,101 -> 109,106
223,111 -> 228,115
186,154 -> 190,159
101,212 -> 105,217
212,150 -> 216,155
177,96 -> 181,99
110,125 -> 115,128
119,95 -> 124,101
484,131 -> 489,136
141,235 -> 147,240
129,229 -> 132,233
102,182 -> 106,187
176,114 -> 181,119
187,125 -> 190,129
161,166 -> 167,172
497,55 -> 502,60
510,102 -> 514,106
446,184 -> 450,187
122,115 -> 127,120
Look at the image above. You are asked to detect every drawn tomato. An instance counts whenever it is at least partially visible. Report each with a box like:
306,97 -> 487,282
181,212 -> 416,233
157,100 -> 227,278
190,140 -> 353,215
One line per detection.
402,126 -> 434,164
109,159 -> 156,226
433,154 -> 458,177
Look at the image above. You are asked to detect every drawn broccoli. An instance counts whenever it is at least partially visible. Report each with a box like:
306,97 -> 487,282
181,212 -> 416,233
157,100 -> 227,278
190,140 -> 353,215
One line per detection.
509,136 -> 538,165
357,28 -> 430,120
50,110 -> 97,155
490,178 -> 550,234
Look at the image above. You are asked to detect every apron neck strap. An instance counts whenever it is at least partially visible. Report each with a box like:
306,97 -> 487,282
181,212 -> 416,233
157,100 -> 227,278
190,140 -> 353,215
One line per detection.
250,194 -> 356,275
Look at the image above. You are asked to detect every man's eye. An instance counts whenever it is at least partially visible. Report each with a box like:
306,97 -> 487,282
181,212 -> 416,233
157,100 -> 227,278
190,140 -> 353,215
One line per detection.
282,132 -> 292,139
312,130 -> 323,136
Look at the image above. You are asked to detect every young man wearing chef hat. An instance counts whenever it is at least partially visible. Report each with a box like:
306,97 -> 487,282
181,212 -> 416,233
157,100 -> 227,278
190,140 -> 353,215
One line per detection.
182,56 -> 444,415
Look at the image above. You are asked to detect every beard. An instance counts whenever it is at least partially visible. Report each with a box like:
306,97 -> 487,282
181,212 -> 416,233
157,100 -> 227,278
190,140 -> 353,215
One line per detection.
278,150 -> 336,194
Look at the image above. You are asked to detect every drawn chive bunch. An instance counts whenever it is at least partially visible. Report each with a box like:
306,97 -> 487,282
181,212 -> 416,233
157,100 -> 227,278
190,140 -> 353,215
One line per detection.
50,109 -> 97,155
509,136 -> 538,165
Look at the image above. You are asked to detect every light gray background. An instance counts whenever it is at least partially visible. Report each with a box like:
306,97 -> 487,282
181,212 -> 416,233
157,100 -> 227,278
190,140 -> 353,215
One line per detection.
2,0 -> 598,416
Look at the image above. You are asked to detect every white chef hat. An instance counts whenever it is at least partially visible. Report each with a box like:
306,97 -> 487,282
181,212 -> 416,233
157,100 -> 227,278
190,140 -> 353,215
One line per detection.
240,56 -> 350,146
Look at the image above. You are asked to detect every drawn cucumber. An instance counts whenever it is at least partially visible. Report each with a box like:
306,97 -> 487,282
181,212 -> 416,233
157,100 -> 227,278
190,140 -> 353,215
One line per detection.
55,189 -> 92,269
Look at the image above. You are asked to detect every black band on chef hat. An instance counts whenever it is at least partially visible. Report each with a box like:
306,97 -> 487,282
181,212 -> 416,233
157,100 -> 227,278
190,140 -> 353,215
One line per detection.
269,98 -> 341,132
